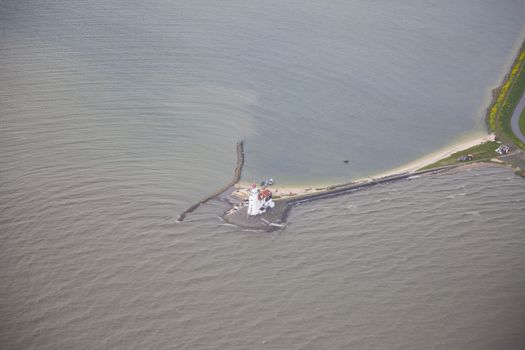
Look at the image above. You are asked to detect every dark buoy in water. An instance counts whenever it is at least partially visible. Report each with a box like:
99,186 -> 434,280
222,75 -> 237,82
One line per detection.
343,160 -> 349,164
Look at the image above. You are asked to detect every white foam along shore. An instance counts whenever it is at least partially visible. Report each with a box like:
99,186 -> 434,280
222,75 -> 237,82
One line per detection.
234,133 -> 496,199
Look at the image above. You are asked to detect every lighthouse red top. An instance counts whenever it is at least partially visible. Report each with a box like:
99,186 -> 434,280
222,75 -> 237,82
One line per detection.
258,189 -> 272,201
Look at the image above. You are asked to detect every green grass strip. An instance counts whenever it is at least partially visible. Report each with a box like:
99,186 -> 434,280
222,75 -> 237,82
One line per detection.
420,141 -> 501,171
520,106 -> 525,137
486,42 -> 525,149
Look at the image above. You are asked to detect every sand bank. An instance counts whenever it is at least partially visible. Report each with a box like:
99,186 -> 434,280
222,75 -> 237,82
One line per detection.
374,133 -> 496,177
233,133 -> 496,200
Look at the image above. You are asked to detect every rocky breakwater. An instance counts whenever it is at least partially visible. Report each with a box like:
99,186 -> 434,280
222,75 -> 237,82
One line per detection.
177,141 -> 244,222
222,167 -> 455,231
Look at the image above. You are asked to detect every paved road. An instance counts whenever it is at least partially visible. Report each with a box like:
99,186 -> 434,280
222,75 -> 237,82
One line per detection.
510,92 -> 525,143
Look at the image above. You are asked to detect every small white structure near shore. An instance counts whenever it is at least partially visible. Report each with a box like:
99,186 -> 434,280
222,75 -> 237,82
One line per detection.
495,144 -> 510,155
247,184 -> 275,216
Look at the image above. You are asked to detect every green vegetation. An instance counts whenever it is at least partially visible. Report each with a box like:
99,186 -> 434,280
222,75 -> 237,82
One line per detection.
420,141 -> 501,170
487,42 -> 525,149
417,43 -> 525,173
520,106 -> 525,137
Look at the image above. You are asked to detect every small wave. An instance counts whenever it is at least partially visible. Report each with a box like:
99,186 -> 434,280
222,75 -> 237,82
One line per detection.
446,192 -> 467,199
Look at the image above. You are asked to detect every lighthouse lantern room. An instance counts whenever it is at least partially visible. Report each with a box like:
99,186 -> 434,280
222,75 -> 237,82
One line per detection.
247,183 -> 275,216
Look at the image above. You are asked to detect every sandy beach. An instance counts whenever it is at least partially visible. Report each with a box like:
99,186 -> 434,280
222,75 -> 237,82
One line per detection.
373,132 -> 496,177
234,133 -> 497,199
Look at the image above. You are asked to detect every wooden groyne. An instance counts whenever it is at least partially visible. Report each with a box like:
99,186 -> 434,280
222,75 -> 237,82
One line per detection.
177,141 -> 245,222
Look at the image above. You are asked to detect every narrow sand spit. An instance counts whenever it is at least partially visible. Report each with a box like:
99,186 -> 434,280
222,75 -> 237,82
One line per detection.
374,133 -> 496,177
234,133 -> 496,198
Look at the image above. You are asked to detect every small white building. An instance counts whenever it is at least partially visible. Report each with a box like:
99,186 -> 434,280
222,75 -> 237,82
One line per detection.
495,144 -> 510,155
247,184 -> 275,216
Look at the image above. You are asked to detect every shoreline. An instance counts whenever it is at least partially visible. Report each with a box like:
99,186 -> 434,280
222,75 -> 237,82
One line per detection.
224,163 -> 483,231
486,38 -> 525,148
182,40 -> 525,224
233,133 -> 496,199
224,160 -> 519,231
230,40 -> 525,201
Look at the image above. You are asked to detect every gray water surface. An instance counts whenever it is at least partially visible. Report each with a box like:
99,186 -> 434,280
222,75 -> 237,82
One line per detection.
2,0 -> 524,187
2,166 -> 525,350
1,1 -> 525,349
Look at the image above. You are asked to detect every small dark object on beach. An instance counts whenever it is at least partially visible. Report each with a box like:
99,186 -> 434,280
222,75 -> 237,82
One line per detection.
458,154 -> 473,162
343,160 -> 349,164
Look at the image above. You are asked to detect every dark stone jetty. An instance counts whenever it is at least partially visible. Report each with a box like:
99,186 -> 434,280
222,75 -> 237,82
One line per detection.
222,166 -> 455,231
177,141 -> 244,222
177,140 -> 462,229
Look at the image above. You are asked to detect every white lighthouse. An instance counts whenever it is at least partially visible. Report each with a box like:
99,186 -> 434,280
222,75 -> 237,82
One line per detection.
247,183 -> 275,216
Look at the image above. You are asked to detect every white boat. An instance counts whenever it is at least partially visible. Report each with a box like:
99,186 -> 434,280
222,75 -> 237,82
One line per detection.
260,178 -> 274,187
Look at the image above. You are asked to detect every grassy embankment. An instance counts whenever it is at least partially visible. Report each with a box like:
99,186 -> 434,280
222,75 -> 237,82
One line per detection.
421,42 -> 525,171
487,41 -> 525,149
420,141 -> 500,170
520,107 -> 525,136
